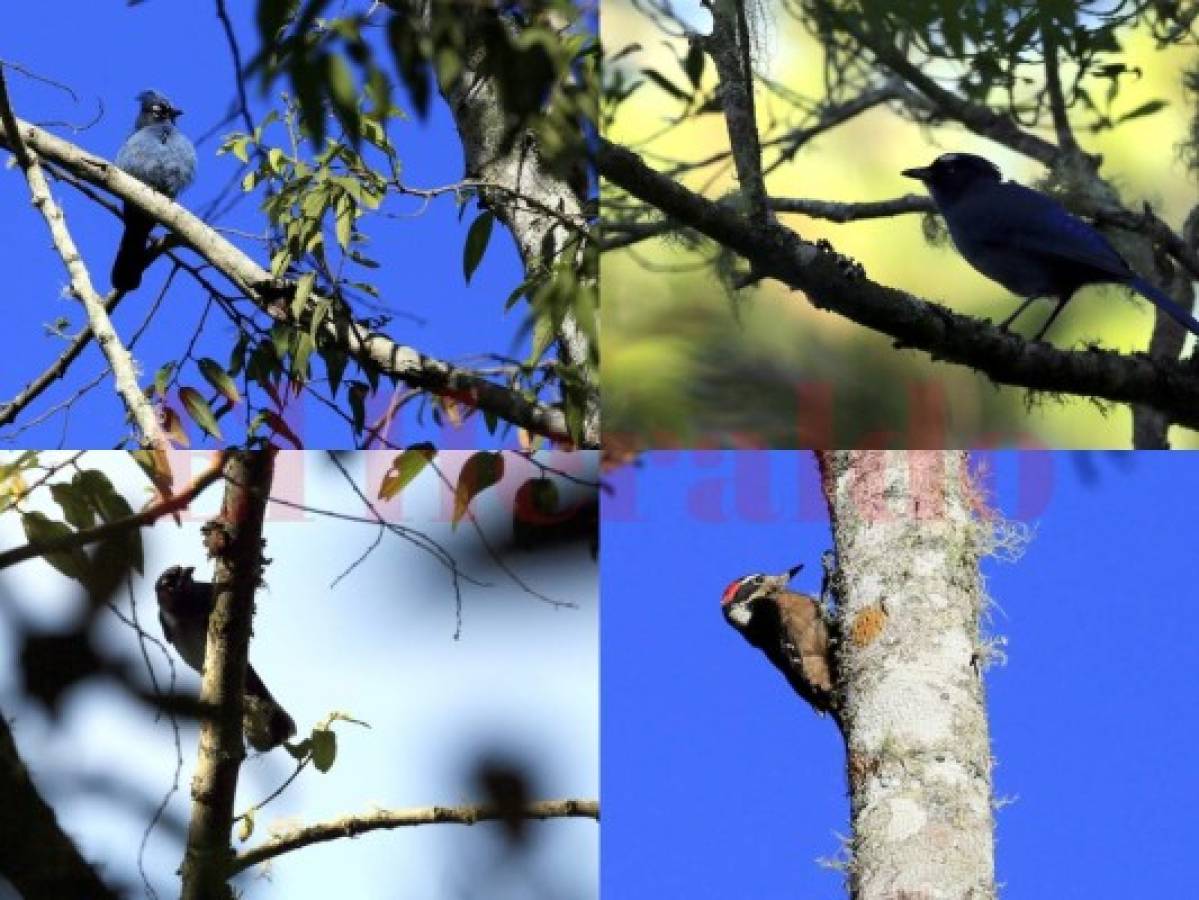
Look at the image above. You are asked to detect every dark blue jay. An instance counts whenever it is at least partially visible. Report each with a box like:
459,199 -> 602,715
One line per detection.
902,153 -> 1199,343
155,565 -> 296,751
111,91 -> 196,292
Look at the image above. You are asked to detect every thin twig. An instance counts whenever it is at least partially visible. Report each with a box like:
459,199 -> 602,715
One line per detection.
231,799 -> 599,874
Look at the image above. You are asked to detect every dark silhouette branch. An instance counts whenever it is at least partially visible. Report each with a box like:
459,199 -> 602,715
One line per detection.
0,712 -> 121,899
599,138 -> 1199,431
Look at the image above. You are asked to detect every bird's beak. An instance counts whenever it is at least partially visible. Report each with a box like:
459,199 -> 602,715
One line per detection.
901,166 -> 931,182
786,562 -> 805,579
168,106 -> 184,121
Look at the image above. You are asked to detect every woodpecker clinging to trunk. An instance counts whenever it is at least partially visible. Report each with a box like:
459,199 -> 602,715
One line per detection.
155,565 -> 296,751
721,563 -> 839,721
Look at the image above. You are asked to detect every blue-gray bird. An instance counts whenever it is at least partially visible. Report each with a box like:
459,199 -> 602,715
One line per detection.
155,565 -> 295,751
902,153 -> 1199,342
111,91 -> 196,291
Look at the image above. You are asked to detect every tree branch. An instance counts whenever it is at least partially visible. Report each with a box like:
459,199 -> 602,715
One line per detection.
1038,7 -> 1079,157
0,451 -> 227,571
0,117 -> 585,446
409,0 -> 600,445
231,798 -> 600,874
0,291 -> 125,428
598,138 -> 1199,431
0,68 -> 166,450
704,0 -> 769,225
180,450 -> 275,900
0,712 -> 121,899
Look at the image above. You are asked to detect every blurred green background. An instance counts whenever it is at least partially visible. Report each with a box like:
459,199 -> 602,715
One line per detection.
602,1 -> 1198,448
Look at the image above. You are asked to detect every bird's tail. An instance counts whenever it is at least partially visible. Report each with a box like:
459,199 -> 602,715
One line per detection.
111,203 -> 154,292
244,665 -> 297,751
1129,275 -> 1199,341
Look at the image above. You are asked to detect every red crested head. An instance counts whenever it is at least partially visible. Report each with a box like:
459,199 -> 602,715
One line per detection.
721,577 -> 748,607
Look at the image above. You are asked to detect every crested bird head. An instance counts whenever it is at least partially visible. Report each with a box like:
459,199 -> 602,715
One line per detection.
134,90 -> 183,127
720,563 -> 803,627
902,152 -> 1002,204
154,564 -> 196,597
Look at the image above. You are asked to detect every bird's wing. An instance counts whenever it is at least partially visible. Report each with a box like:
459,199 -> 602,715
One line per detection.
774,593 -> 835,702
974,182 -> 1131,279
158,607 -> 176,645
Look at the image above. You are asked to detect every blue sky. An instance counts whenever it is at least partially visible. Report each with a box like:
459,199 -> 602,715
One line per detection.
602,451 -> 1199,898
0,450 -> 598,898
1,3 -> 553,449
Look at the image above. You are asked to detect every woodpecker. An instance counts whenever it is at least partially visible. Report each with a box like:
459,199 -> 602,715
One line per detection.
721,563 -> 838,719
155,565 -> 296,751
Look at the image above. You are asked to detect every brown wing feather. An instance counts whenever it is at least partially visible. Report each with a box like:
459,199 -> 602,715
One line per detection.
774,590 -> 835,711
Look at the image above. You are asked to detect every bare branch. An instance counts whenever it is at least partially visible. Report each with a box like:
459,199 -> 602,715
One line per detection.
231,798 -> 600,874
0,117 -> 585,446
704,0 -> 769,225
0,67 -> 166,450
0,285 -> 131,428
771,193 -> 933,221
0,712 -> 121,899
180,450 -> 276,900
1038,8 -> 1078,157
598,138 -> 1199,430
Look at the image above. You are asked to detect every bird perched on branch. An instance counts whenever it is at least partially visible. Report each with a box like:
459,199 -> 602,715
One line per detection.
111,90 -> 196,292
721,563 -> 838,721
902,152 -> 1199,343
155,565 -> 295,751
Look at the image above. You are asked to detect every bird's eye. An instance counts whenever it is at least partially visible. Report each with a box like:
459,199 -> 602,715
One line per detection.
751,576 -> 763,585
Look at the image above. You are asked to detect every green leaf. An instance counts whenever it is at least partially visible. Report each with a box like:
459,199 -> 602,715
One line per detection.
1116,99 -> 1168,125
323,347 -> 347,397
347,382 -> 369,436
379,443 -> 436,500
683,41 -> 705,88
515,477 -> 560,524
642,68 -> 689,100
198,358 -> 241,405
312,727 -> 337,773
292,271 -> 316,319
462,211 -> 495,284
179,387 -> 223,440
21,512 -> 88,580
151,362 -> 177,399
452,451 -> 505,529
256,0 -> 292,42
238,807 -> 255,842
50,483 -> 95,530
228,332 -> 251,377
261,410 -> 304,449
335,193 -> 354,251
325,53 -> 362,145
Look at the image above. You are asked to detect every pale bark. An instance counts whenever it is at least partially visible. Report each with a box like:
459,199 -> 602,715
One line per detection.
0,117 -> 580,445
407,0 -> 600,444
819,451 -> 995,900
0,68 -> 167,451
180,450 -> 276,900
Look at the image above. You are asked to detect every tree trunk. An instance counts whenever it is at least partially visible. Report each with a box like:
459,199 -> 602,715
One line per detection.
180,449 -> 276,900
818,451 -> 995,899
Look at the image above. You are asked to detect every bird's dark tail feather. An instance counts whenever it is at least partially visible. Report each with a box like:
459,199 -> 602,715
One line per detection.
111,203 -> 154,292
1130,275 -> 1199,340
244,664 -> 297,751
